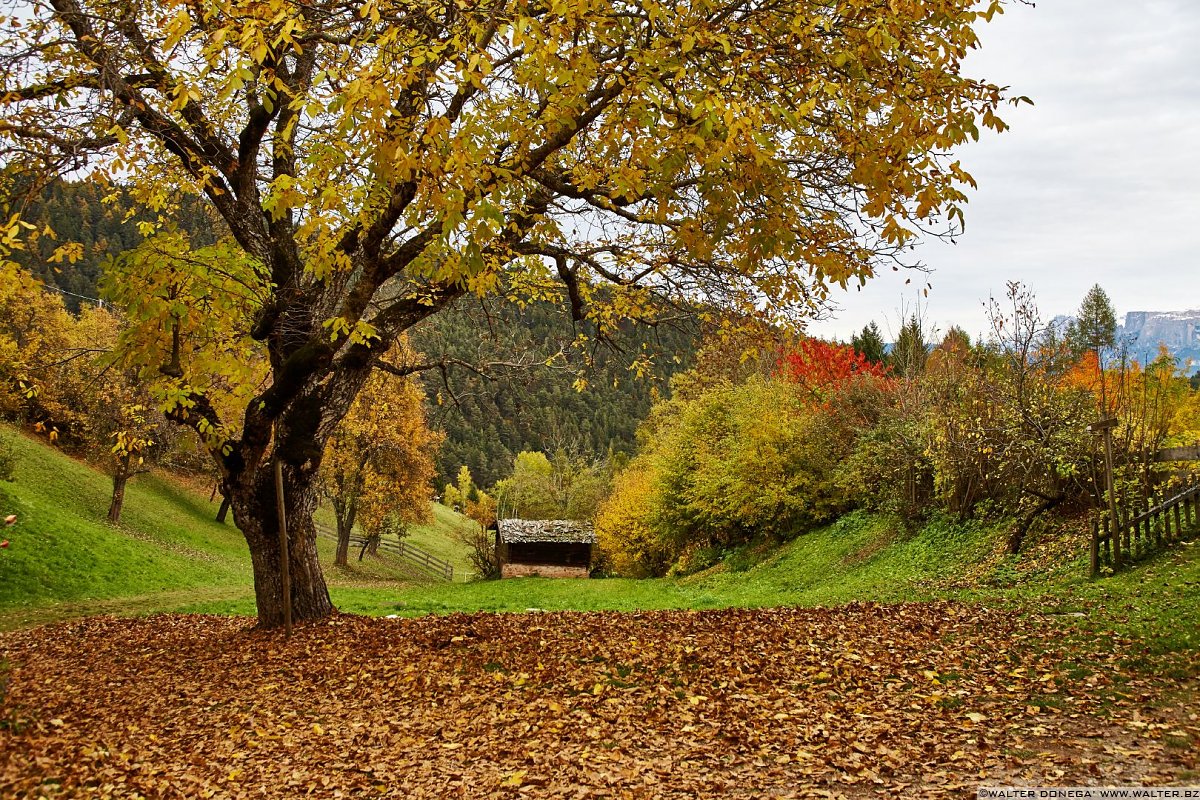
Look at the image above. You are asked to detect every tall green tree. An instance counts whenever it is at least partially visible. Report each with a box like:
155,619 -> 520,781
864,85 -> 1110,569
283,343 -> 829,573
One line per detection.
1066,283 -> 1119,414
1067,284 -> 1118,358
1,0 -> 1015,626
851,322 -> 887,365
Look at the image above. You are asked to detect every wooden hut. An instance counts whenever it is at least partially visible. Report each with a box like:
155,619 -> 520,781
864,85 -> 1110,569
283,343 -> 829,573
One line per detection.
493,519 -> 595,578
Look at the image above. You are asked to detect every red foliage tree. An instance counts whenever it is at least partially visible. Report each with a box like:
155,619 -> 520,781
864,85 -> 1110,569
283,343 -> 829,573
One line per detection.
779,338 -> 892,402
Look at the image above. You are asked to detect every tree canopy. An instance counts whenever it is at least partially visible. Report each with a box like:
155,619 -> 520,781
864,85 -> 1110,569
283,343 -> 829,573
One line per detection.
0,0 -> 1016,626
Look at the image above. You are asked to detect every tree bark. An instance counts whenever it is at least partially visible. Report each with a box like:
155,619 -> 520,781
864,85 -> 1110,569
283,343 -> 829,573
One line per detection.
108,467 -> 129,523
229,456 -> 334,628
215,495 -> 231,524
335,522 -> 350,567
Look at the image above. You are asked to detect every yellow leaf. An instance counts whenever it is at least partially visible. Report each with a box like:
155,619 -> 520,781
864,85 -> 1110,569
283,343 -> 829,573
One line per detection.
501,770 -> 526,787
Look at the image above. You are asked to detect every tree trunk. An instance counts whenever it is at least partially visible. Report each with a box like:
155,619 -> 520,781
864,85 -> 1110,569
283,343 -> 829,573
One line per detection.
333,499 -> 356,568
216,495 -> 231,524
335,523 -> 350,567
229,461 -> 334,628
1008,492 -> 1063,555
108,467 -> 129,523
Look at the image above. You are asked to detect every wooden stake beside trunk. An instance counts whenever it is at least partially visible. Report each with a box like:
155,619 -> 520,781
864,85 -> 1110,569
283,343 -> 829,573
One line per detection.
274,457 -> 292,638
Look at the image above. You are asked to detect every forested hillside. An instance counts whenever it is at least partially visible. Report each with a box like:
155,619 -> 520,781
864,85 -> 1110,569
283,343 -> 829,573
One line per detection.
410,298 -> 696,487
6,179 -> 216,311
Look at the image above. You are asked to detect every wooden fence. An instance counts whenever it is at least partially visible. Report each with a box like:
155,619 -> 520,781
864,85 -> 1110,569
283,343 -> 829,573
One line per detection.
385,539 -> 455,582
316,524 -> 454,582
1091,476 -> 1200,577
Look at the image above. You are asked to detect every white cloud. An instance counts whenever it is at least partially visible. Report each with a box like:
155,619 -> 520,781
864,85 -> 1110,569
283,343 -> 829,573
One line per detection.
809,0 -> 1200,342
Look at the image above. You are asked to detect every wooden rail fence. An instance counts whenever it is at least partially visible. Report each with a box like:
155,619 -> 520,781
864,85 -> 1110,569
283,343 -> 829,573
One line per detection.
316,524 -> 454,581
1091,476 -> 1200,577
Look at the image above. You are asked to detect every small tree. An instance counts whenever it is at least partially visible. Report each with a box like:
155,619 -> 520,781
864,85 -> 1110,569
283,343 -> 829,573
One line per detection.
106,407 -> 156,523
458,490 -> 499,579
982,282 -> 1092,552
1066,283 -> 1118,414
493,449 -> 611,520
0,262 -> 75,419
779,337 -> 890,403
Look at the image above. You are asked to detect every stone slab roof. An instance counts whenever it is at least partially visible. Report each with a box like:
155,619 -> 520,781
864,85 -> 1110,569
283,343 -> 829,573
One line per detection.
496,519 -> 596,544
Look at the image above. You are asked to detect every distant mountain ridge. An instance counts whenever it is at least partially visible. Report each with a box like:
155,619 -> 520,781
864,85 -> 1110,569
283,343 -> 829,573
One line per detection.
1050,309 -> 1200,372
1119,309 -> 1200,371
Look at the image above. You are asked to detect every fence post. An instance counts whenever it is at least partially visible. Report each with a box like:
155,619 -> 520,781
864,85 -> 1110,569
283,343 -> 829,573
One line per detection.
1140,493 -> 1148,555
1172,494 -> 1181,542
1191,480 -> 1199,528
1118,501 -> 1128,568
1152,494 -> 1161,551
1162,491 -> 1171,541
1105,514 -> 1113,565
1089,514 -> 1099,578
1154,491 -> 1164,546
1131,495 -> 1140,559
1132,500 -> 1139,558
1125,500 -> 1134,561
1144,492 -> 1152,554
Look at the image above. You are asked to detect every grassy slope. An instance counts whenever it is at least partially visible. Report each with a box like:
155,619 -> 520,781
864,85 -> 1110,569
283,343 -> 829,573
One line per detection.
0,425 -> 476,627
0,428 -> 250,618
405,503 -> 477,579
312,496 -> 476,581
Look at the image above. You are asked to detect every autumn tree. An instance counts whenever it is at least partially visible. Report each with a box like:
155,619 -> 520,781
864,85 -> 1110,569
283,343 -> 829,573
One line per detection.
1067,284 -> 1118,360
0,0 -> 1014,626
981,282 -> 1092,551
458,488 -> 499,579
778,337 -> 890,402
320,340 -> 441,567
0,260 -> 178,520
36,304 -> 176,522
0,260 -> 75,419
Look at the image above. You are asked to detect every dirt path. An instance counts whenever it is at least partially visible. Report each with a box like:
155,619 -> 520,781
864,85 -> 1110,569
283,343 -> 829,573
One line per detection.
1,603 -> 1196,798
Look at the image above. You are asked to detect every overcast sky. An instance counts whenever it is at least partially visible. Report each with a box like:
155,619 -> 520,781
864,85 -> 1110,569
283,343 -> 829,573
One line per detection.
806,0 -> 1200,343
